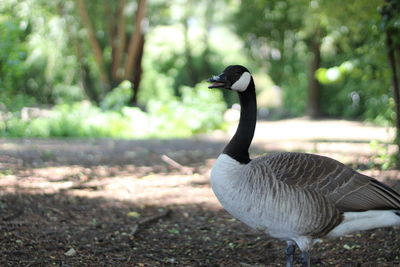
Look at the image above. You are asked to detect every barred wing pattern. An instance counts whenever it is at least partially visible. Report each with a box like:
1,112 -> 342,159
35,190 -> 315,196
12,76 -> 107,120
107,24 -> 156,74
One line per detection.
252,152 -> 400,212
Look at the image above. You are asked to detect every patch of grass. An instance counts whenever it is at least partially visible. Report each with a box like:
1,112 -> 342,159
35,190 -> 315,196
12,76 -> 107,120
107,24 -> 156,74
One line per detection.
0,169 -> 13,177
368,140 -> 396,170
0,83 -> 227,139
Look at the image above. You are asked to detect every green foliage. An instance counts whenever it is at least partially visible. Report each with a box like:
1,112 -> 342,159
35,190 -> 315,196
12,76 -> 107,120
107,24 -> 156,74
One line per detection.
368,140 -> 397,170
139,24 -> 239,106
1,0 -> 399,141
231,0 -> 396,123
280,71 -> 308,116
0,13 -> 32,110
0,0 -> 83,108
2,103 -> 127,138
377,0 -> 400,34
231,0 -> 313,116
145,82 -> 227,137
316,61 -> 354,85
0,82 -> 226,138
100,81 -> 133,111
314,0 -> 393,121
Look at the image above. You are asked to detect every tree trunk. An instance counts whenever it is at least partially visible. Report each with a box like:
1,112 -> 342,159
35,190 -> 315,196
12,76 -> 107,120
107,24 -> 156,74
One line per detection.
385,30 -> 400,167
70,26 -> 99,103
130,35 -> 145,105
307,35 -> 322,119
124,0 -> 146,80
60,3 -> 99,104
75,0 -> 109,88
111,0 -> 127,82
124,0 -> 147,105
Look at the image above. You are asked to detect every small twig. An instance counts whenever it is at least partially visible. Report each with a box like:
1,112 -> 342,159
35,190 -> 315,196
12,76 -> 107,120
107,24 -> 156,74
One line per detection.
47,207 -> 78,221
138,208 -> 170,225
48,207 -> 64,217
62,183 -> 102,191
161,155 -> 193,174
125,252 -> 133,263
144,253 -> 165,263
130,209 -> 170,236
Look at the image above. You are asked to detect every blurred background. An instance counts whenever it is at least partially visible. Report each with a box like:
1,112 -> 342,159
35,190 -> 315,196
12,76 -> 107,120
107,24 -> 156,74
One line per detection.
0,0 -> 399,140
3,1 -> 400,265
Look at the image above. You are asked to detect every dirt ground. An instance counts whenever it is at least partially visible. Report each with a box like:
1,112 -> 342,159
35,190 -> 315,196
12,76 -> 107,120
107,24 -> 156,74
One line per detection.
1,118 -> 400,266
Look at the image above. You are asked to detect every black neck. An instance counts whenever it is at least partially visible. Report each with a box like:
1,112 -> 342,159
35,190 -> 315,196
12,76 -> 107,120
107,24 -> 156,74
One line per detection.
223,79 -> 257,164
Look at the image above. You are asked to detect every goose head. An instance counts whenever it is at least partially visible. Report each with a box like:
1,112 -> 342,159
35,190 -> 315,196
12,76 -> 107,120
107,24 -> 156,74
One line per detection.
208,65 -> 253,92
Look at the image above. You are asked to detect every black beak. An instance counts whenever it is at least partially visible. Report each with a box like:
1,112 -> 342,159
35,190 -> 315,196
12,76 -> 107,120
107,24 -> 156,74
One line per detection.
208,73 -> 228,89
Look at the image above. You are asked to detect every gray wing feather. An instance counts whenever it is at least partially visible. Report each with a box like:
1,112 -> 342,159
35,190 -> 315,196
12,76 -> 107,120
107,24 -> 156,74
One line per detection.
252,152 -> 400,212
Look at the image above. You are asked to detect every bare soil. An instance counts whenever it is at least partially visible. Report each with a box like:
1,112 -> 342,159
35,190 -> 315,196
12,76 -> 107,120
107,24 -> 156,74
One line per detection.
1,118 -> 400,266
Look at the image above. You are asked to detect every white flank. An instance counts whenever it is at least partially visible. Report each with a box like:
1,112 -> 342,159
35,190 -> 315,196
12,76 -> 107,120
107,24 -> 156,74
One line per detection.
231,72 -> 251,92
327,210 -> 400,238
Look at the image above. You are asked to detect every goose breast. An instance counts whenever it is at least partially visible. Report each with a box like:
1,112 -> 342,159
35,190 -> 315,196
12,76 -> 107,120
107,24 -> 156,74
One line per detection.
211,153 -> 343,240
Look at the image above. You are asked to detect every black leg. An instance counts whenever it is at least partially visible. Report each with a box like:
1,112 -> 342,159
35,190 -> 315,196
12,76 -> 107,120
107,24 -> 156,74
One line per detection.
300,251 -> 310,267
285,242 -> 296,267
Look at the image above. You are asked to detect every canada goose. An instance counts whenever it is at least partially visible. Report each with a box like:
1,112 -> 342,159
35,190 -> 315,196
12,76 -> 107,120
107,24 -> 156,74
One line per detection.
208,65 -> 400,267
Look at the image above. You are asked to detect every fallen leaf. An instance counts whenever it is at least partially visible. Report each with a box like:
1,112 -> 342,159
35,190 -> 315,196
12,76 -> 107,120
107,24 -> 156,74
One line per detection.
64,248 -> 77,256
127,211 -> 141,218
168,228 -> 180,234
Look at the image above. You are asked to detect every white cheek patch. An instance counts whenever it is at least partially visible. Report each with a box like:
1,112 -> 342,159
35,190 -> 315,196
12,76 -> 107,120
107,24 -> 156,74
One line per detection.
231,72 -> 251,92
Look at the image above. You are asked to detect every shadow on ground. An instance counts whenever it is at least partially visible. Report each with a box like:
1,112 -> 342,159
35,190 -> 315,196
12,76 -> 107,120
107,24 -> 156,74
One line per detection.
1,127 -> 400,266
0,138 -> 229,167
1,191 -> 400,267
